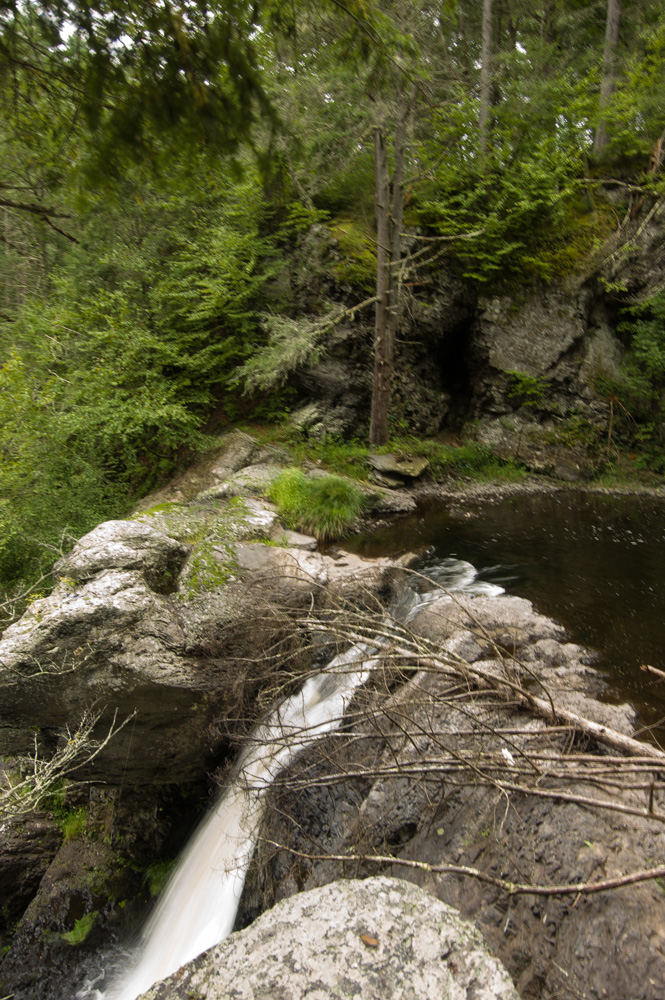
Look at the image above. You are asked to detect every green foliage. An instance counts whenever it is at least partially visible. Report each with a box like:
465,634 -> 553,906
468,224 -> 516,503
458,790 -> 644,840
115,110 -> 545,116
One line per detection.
268,468 -> 369,541
599,292 -> 665,471
414,64 -> 593,284
596,20 -> 665,163
0,1 -> 274,179
143,859 -> 176,898
328,217 -> 377,291
507,371 -> 549,408
0,161 -> 276,593
61,911 -> 98,946
236,313 -> 327,394
556,411 -> 600,451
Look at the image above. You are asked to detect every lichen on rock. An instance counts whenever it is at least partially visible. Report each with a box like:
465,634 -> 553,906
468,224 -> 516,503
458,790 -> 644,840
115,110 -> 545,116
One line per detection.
137,876 -> 519,1000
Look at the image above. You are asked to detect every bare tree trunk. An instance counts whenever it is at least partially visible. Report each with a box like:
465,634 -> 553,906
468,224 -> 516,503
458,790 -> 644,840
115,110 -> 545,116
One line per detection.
479,0 -> 493,159
369,96 -> 410,448
369,122 -> 391,447
593,0 -> 622,156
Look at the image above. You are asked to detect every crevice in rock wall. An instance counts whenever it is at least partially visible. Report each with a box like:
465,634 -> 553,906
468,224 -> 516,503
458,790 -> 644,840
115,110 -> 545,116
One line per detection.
433,315 -> 477,431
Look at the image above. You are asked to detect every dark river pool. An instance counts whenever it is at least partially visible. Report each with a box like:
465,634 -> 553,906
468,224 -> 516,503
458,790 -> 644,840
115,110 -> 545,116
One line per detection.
344,491 -> 665,739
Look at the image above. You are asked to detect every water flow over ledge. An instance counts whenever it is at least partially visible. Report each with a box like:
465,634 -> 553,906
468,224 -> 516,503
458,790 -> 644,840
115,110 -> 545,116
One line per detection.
97,559 -> 502,1000
106,641 -> 378,1000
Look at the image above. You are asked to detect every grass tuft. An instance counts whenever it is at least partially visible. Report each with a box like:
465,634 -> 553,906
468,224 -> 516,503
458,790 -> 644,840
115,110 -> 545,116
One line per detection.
269,468 -> 368,541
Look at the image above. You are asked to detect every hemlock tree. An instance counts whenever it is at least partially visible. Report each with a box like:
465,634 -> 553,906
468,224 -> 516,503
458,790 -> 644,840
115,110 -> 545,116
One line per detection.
478,0 -> 493,159
594,0 -> 623,155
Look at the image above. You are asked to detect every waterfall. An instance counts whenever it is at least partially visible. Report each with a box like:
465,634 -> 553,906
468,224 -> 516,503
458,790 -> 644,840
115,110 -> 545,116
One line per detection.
105,641 -> 379,1000
92,558 -> 503,1000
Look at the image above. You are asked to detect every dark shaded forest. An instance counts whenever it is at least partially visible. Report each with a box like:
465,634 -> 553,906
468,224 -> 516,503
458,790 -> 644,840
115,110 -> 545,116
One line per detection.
1,0 -> 664,598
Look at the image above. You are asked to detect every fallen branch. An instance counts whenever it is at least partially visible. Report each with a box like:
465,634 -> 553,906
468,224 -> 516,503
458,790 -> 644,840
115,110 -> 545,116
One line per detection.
642,663 -> 665,683
261,839 -> 665,898
299,618 -> 665,763
0,708 -> 135,821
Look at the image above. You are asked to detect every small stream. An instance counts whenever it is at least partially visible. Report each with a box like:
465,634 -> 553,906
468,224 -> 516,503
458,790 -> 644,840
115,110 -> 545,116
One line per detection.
80,562 -> 500,1000
49,491 -> 665,998
344,490 -> 665,737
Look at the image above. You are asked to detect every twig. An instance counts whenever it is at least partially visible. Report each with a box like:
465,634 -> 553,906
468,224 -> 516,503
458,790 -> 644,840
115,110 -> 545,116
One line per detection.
642,663 -> 665,683
260,840 -> 665,898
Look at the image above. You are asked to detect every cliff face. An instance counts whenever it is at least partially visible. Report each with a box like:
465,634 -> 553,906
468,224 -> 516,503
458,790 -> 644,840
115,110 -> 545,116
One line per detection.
288,195 -> 665,476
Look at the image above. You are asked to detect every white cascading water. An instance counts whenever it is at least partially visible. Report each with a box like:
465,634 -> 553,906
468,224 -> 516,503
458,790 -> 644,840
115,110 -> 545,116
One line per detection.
92,558 -> 502,1000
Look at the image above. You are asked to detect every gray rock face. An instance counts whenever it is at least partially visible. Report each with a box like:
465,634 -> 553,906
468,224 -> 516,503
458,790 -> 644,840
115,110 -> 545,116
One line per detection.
0,810 -> 62,932
0,513 -> 301,784
248,593 -> 665,1000
460,286 -> 625,474
139,877 -> 519,1000
52,520 -> 189,590
475,290 -> 588,379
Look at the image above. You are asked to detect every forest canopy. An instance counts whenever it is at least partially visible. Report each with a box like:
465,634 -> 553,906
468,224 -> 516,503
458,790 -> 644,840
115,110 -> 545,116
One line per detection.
1,0 -> 664,600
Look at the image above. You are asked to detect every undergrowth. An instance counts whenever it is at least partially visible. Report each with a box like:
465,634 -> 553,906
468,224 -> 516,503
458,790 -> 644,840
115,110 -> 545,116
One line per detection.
251,426 -> 526,484
268,468 -> 369,541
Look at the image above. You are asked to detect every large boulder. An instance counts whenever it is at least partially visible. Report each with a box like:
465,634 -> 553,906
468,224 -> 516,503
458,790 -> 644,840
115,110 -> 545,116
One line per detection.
463,287 -> 616,473
138,877 -> 519,1000
51,520 -> 189,590
0,495 -> 408,785
0,517 -> 287,784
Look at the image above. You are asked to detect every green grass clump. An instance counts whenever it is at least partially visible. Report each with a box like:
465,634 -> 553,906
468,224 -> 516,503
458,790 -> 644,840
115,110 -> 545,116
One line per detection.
143,859 -> 177,897
61,911 -> 98,945
269,468 -> 368,541
60,806 -> 88,841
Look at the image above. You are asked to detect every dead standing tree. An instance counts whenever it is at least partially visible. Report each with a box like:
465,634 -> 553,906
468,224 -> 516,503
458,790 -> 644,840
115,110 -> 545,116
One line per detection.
369,94 -> 410,447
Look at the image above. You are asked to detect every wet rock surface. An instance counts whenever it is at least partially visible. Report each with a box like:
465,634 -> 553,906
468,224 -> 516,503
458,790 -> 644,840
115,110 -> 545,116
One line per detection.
248,593 -> 665,1000
0,809 -> 62,934
0,782 -> 207,1000
139,877 -> 519,1000
3,433 -> 665,1000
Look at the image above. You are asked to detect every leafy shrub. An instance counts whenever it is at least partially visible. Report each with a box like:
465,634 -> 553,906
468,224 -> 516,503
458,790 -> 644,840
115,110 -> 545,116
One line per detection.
269,468 -> 368,541
598,292 -> 665,470
143,859 -> 176,897
507,371 -> 549,408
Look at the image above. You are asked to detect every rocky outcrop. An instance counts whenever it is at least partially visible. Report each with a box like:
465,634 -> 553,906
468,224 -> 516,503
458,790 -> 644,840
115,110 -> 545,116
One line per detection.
139,877 -> 519,1000
0,435 -> 413,786
0,810 -> 62,935
461,287 -> 616,476
0,519 -> 231,784
248,593 -> 665,1000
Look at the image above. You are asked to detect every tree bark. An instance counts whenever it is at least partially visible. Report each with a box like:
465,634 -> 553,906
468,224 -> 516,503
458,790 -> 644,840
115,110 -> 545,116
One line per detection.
369,95 -> 410,448
369,122 -> 391,446
593,0 -> 622,156
479,0 -> 492,159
